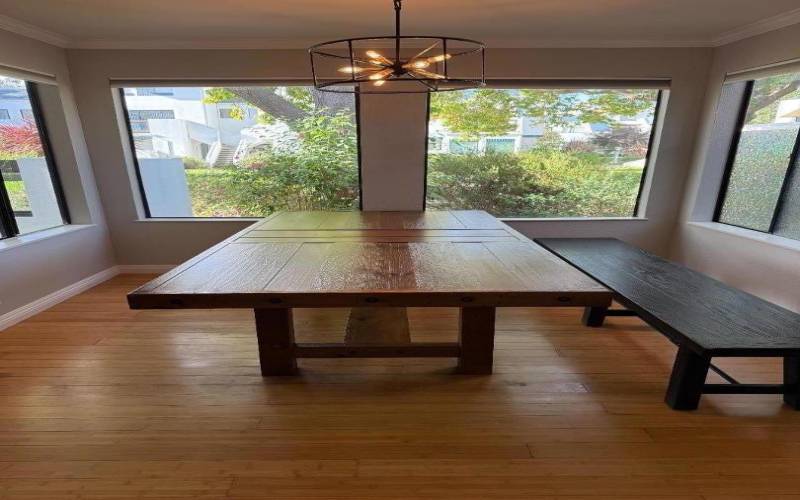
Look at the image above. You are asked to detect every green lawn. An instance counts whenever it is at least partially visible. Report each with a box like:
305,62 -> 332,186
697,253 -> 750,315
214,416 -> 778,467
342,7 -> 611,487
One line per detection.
184,168 -> 247,217
3,180 -> 30,211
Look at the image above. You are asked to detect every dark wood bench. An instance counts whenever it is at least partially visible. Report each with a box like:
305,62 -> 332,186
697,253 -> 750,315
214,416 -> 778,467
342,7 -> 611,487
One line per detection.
536,238 -> 800,411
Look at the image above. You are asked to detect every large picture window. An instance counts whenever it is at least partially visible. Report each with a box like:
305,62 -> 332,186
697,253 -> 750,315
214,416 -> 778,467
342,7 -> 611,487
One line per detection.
716,70 -> 800,241
120,85 -> 360,218
0,76 -> 68,239
425,86 -> 663,218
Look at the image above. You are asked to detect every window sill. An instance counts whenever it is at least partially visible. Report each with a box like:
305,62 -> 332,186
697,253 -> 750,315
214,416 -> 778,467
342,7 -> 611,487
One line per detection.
0,224 -> 96,253
134,218 -> 261,223
501,217 -> 648,222
687,221 -> 800,253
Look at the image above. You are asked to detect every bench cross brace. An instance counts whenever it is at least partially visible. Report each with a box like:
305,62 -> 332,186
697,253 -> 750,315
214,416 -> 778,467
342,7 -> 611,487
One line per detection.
665,348 -> 800,410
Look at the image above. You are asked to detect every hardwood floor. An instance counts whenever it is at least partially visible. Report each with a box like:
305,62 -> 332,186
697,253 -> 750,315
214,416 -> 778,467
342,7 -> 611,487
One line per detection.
0,274 -> 798,499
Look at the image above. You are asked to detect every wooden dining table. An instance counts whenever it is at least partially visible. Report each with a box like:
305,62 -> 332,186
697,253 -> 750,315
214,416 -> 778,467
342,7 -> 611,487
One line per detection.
127,210 -> 611,375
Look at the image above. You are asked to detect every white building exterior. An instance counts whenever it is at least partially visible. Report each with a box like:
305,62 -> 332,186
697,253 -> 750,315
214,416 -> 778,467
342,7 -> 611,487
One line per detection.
122,87 -> 259,166
0,78 -> 34,126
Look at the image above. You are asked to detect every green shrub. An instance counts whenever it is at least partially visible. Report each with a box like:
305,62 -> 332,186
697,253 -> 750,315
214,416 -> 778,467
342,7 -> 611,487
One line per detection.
427,149 -> 643,217
184,112 -> 359,217
182,156 -> 208,169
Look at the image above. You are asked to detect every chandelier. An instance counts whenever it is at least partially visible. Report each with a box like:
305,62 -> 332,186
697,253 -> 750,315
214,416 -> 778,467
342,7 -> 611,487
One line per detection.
309,0 -> 485,94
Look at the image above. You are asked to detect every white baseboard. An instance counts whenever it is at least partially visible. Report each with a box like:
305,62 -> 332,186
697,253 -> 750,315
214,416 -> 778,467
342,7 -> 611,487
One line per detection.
0,266 -> 119,331
117,264 -> 175,274
0,264 -> 175,331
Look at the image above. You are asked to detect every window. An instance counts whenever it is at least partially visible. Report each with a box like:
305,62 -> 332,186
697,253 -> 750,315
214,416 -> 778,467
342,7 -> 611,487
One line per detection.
128,110 -> 176,133
716,70 -> 800,241
120,85 -> 360,217
426,87 -> 663,218
128,110 -> 176,120
0,76 -> 68,238
135,88 -> 174,96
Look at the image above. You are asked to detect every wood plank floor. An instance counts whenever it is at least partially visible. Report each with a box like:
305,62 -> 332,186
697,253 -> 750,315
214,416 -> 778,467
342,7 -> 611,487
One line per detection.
0,274 -> 798,499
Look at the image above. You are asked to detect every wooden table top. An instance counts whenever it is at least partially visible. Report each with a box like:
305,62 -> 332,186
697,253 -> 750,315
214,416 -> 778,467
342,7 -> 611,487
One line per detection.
128,211 -> 611,309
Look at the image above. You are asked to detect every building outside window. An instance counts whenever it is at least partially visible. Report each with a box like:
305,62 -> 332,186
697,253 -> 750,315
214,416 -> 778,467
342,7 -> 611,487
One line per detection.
120,85 -> 359,217
426,87 -> 663,218
716,70 -> 800,241
0,76 -> 68,238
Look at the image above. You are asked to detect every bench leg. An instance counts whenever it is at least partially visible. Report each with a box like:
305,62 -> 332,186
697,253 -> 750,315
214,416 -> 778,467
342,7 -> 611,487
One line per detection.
254,308 -> 297,376
784,356 -> 800,410
665,346 -> 710,410
458,307 -> 496,375
582,306 -> 608,327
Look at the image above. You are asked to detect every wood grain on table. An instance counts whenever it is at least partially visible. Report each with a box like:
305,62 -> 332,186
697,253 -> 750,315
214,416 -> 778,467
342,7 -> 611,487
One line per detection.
129,211 -> 611,309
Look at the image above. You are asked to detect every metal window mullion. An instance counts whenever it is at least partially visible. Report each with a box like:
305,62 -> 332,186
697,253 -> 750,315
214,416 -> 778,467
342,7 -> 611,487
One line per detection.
0,177 -> 19,238
768,126 -> 800,234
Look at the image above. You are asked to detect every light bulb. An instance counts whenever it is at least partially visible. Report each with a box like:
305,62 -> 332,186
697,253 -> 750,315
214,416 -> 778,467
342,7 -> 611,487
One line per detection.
338,66 -> 366,74
412,68 -> 446,80
365,50 -> 393,65
403,59 -> 431,70
427,53 -> 452,63
369,68 -> 394,80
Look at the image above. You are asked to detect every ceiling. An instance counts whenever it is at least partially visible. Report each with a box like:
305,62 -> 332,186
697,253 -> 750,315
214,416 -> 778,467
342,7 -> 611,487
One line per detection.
1,0 -> 799,48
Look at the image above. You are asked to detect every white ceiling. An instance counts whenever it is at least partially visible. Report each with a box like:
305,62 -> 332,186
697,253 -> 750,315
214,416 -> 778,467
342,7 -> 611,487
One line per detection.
0,0 -> 799,48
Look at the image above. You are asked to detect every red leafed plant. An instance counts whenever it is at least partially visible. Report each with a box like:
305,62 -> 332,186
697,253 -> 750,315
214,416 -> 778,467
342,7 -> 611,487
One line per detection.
0,121 -> 43,160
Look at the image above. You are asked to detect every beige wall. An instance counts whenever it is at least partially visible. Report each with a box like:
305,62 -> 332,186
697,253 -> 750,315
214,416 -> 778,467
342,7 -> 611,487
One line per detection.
66,46 -> 712,265
671,23 -> 800,313
0,29 -> 115,316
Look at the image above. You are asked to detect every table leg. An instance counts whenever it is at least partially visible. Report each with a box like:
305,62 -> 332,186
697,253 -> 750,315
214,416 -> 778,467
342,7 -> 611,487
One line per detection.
665,345 -> 710,410
254,308 -> 297,376
784,356 -> 800,410
458,307 -> 496,375
582,306 -> 608,327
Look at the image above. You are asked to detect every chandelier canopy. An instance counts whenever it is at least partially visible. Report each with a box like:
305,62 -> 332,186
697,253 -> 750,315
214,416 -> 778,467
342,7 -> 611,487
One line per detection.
309,0 -> 486,94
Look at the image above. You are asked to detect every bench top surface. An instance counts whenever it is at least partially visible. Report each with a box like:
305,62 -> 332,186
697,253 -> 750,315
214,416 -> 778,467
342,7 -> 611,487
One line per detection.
127,211 -> 610,309
537,238 -> 800,356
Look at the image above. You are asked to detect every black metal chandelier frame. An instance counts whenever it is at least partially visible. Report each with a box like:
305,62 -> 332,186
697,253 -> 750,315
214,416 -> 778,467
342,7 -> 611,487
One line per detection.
309,0 -> 486,94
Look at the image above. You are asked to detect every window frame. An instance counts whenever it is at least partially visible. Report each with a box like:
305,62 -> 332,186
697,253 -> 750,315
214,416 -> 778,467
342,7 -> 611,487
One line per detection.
0,81 -> 70,240
423,84 -> 665,219
118,84 -> 364,219
713,79 -> 800,236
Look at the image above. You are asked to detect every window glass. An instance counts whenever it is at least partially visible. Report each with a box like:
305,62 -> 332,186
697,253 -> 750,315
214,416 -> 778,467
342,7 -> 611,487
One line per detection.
718,72 -> 800,231
426,88 -> 661,218
0,76 -> 66,236
121,85 -> 360,217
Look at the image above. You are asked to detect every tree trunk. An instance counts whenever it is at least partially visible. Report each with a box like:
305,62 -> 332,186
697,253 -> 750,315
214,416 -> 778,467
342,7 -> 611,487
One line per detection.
227,87 -> 308,123
747,79 -> 800,118
227,87 -> 356,126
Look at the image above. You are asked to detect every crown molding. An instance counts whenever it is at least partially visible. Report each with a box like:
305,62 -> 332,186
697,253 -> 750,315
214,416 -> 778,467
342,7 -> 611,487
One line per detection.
67,37 -> 712,50
0,14 -> 69,47
0,8 -> 799,52
712,7 -> 800,46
